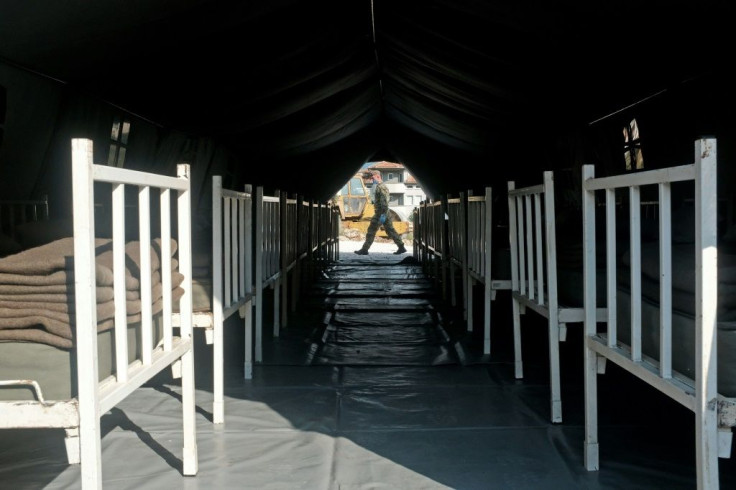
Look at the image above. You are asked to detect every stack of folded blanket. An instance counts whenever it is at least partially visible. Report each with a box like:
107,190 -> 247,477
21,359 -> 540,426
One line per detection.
0,237 -> 184,348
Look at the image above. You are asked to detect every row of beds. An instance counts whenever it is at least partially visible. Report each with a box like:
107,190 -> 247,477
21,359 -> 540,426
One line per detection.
0,138 -> 340,488
413,137 -> 735,488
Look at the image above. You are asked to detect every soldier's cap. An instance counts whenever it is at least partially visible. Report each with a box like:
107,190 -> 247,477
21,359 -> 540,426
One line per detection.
364,170 -> 381,180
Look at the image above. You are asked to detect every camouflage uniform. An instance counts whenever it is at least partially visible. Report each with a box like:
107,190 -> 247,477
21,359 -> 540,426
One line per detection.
357,179 -> 405,252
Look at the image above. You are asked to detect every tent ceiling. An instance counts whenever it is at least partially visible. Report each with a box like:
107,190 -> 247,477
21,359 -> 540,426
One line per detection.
1,0 -> 733,200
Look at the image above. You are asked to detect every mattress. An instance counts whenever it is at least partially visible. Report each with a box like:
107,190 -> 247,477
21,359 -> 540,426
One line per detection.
0,237 -> 183,348
549,238 -> 611,309
190,247 -> 212,313
0,316 -> 164,401
613,241 -> 736,397
190,277 -> 213,312
616,287 -> 736,397
619,242 -> 736,321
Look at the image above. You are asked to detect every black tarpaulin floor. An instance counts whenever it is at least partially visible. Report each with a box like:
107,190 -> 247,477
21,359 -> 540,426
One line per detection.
2,239 -> 736,489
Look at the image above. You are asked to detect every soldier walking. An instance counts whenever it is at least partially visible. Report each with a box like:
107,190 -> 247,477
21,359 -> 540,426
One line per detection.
355,170 -> 407,255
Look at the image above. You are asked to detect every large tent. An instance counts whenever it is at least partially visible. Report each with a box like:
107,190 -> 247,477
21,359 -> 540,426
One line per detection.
2,2 -> 736,488
2,0 -> 735,212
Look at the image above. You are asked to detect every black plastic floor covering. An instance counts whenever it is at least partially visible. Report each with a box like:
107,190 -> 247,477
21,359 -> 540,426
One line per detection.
3,244 -> 736,488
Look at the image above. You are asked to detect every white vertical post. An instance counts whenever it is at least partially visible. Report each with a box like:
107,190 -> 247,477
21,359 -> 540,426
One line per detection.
605,188 -> 617,347
160,188 -> 172,352
460,192 -> 469,325
280,192 -> 288,328
448,196 -> 457,307
508,182 -> 523,379
483,187 -> 493,355
658,182 -> 672,378
71,138 -> 103,489
466,195 -> 474,334
543,171 -> 561,423
582,164 -> 599,471
244,184 -> 253,379
212,176 -> 225,424
534,193 -> 544,305
525,195 -> 534,301
224,194 -> 231,306
629,186 -> 642,361
440,199 -> 448,301
273,191 -> 281,337
694,138 -> 718,490
231,197 -> 239,304
291,196 -> 300,313
239,195 -> 245,296
176,163 -> 198,476
112,182 -> 129,381
254,187 -> 264,363
517,196 -> 526,296
138,185 -> 152,365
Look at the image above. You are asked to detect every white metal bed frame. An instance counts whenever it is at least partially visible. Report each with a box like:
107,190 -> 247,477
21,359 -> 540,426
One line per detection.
0,138 -> 198,488
280,193 -> 299,328
253,192 -> 339,363
465,188 -> 511,356
413,190 -> 510,357
508,171 -> 606,423
413,199 -> 447,295
254,187 -> 282,363
173,177 -> 254,424
446,194 -> 468,318
582,138 -> 735,489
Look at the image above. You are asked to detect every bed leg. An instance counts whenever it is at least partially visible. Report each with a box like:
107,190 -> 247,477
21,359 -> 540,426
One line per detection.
205,328 -> 214,345
512,298 -> 523,379
181,349 -> 199,476
466,277 -> 473,332
64,427 -> 80,464
584,441 -> 599,471
213,400 -> 224,425
548,318 -> 562,424
273,278 -> 280,337
596,356 -> 606,374
171,359 -> 183,379
558,323 -> 567,342
450,263 -> 457,307
244,299 -> 253,380
584,349 -> 600,471
719,428 -> 733,458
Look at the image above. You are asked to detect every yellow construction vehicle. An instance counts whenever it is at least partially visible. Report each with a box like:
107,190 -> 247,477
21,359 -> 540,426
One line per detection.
334,173 -> 409,238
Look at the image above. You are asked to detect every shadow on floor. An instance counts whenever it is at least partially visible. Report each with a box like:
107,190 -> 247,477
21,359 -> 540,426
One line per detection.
2,247 -> 735,489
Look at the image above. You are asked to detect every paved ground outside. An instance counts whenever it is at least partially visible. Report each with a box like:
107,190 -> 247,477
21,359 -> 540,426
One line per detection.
337,237 -> 413,262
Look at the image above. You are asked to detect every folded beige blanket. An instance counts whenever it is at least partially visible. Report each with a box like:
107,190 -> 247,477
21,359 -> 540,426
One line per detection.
0,237 -> 178,284
0,272 -> 184,303
0,287 -> 185,349
0,259 -> 178,290
0,237 -> 184,348
0,272 -> 184,312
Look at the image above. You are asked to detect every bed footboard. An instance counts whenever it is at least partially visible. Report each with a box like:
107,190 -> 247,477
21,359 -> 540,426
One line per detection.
0,138 -> 200,487
508,171 -> 607,423
582,138 -> 727,489
74,138 -> 198,484
212,178 -> 254,421
465,188 -> 511,356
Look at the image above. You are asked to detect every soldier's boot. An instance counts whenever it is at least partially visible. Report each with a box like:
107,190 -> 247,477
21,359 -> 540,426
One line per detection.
393,244 -> 407,255
354,233 -> 375,255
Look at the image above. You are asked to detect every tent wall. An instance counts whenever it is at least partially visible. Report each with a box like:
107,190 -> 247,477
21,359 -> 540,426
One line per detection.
0,61 -> 236,233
